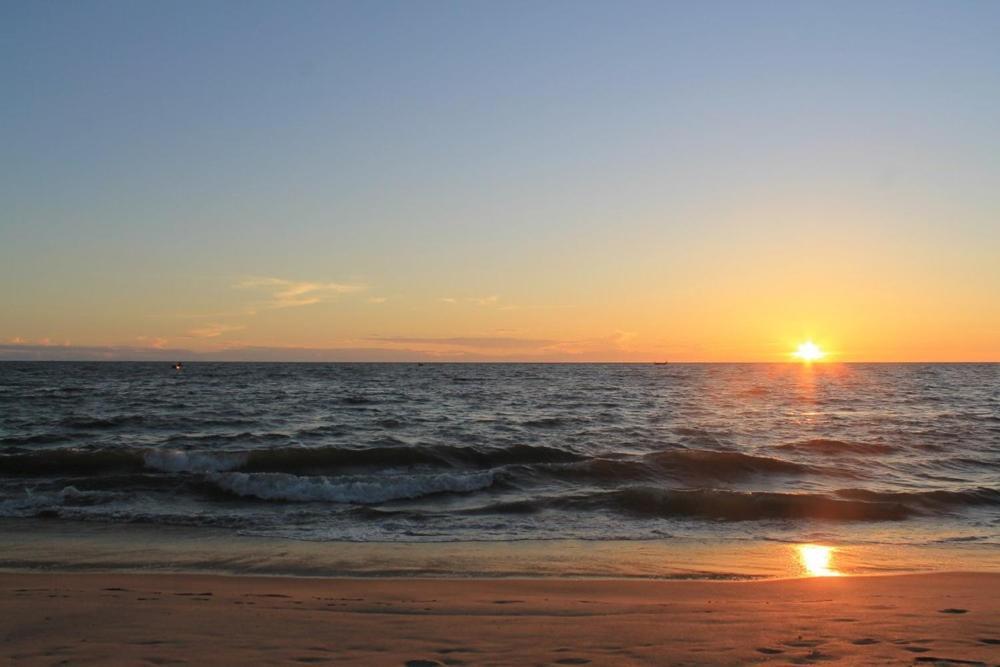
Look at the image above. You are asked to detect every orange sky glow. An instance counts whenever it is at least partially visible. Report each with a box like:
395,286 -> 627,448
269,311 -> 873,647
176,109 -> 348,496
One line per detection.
2,4 -> 998,362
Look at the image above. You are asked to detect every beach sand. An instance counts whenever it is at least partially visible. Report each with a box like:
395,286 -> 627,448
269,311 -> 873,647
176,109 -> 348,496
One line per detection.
2,572 -> 998,665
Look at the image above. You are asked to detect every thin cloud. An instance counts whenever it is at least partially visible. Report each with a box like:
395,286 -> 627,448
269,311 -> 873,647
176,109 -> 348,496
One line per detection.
439,295 -> 500,306
0,343 -> 468,362
238,277 -> 365,309
0,338 -> 654,362
136,336 -> 169,349
368,336 -> 558,350
0,343 -> 194,361
186,323 -> 245,339
546,330 -> 637,355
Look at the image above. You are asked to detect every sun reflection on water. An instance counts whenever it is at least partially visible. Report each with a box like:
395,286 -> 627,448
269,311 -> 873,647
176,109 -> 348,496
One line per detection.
797,544 -> 841,577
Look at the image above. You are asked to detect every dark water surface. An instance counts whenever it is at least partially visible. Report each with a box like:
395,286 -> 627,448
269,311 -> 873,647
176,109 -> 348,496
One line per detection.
2,362 -> 997,550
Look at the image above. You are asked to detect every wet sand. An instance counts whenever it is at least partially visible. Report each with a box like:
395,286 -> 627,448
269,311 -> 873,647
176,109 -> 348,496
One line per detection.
2,572 -> 998,665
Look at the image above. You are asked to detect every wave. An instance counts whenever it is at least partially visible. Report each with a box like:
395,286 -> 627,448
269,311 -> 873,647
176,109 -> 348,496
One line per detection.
0,433 -> 72,446
147,446 -> 821,482
340,396 -> 375,405
56,414 -> 256,431
834,487 -> 1000,508
59,415 -> 148,430
0,486 -> 118,518
644,449 -> 817,477
457,488 -> 913,521
454,486 -> 1000,522
0,449 -> 146,475
776,439 -> 897,455
543,449 -> 832,483
144,450 -> 249,473
206,470 -> 495,503
598,487 -> 914,521
238,443 -> 583,473
521,417 -> 571,429
164,432 -> 290,446
0,443 -> 584,476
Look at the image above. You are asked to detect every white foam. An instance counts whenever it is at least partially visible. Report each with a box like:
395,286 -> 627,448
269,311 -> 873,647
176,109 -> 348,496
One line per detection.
144,449 -> 248,473
208,470 -> 495,504
0,486 -> 104,517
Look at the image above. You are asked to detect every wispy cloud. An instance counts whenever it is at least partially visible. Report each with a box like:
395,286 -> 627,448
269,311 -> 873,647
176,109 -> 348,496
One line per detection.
4,336 -> 70,346
0,343 -> 484,362
367,336 -> 558,350
238,277 -> 365,309
440,295 -> 500,306
136,336 -> 169,349
367,296 -> 388,304
186,323 -> 245,339
0,334 -> 655,362
546,330 -> 638,355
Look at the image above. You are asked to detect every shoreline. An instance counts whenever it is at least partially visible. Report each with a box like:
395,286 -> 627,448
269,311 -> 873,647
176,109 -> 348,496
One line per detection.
2,566 -> 997,584
4,518 -> 999,581
3,571 -> 998,665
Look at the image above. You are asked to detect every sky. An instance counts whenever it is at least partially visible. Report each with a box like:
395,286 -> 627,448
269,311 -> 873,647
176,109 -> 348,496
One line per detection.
2,0 -> 998,362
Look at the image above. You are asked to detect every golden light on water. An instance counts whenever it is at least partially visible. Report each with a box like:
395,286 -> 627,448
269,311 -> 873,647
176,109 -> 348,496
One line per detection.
793,341 -> 825,362
798,544 -> 840,577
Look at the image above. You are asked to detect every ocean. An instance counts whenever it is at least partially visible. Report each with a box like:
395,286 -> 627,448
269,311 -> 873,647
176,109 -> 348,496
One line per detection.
1,362 -> 998,576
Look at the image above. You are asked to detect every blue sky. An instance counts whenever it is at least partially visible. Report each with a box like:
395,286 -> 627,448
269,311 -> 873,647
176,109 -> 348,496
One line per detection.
2,1 -> 998,360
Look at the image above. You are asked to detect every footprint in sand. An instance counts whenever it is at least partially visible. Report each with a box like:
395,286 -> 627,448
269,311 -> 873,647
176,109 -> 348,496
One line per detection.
978,638 -> 1000,645
851,639 -> 880,645
554,659 -> 591,665
436,648 -> 478,655
404,661 -> 443,667
756,647 -> 784,655
792,649 -> 835,664
938,608 -> 968,614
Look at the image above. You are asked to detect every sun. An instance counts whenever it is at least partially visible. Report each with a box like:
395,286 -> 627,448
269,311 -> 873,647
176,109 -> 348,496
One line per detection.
793,341 -> 825,362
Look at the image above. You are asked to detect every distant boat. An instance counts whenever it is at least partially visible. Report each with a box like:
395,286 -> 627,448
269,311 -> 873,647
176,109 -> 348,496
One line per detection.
172,362 -> 183,370
654,361 -> 669,365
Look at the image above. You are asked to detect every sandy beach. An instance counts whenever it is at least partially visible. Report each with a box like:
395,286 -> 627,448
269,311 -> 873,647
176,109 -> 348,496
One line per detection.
2,571 -> 998,665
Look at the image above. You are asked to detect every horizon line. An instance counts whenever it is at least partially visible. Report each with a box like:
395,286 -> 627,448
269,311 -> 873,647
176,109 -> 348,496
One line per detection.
1,359 -> 996,365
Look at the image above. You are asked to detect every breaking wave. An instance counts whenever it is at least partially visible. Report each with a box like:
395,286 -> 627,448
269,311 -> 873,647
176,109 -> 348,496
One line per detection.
776,439 -> 898,455
144,449 -> 249,473
457,486 -> 1000,522
0,444 -> 583,476
206,470 -> 496,504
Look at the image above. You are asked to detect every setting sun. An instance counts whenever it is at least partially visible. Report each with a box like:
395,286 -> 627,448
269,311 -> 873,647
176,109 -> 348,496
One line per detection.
793,341 -> 825,362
